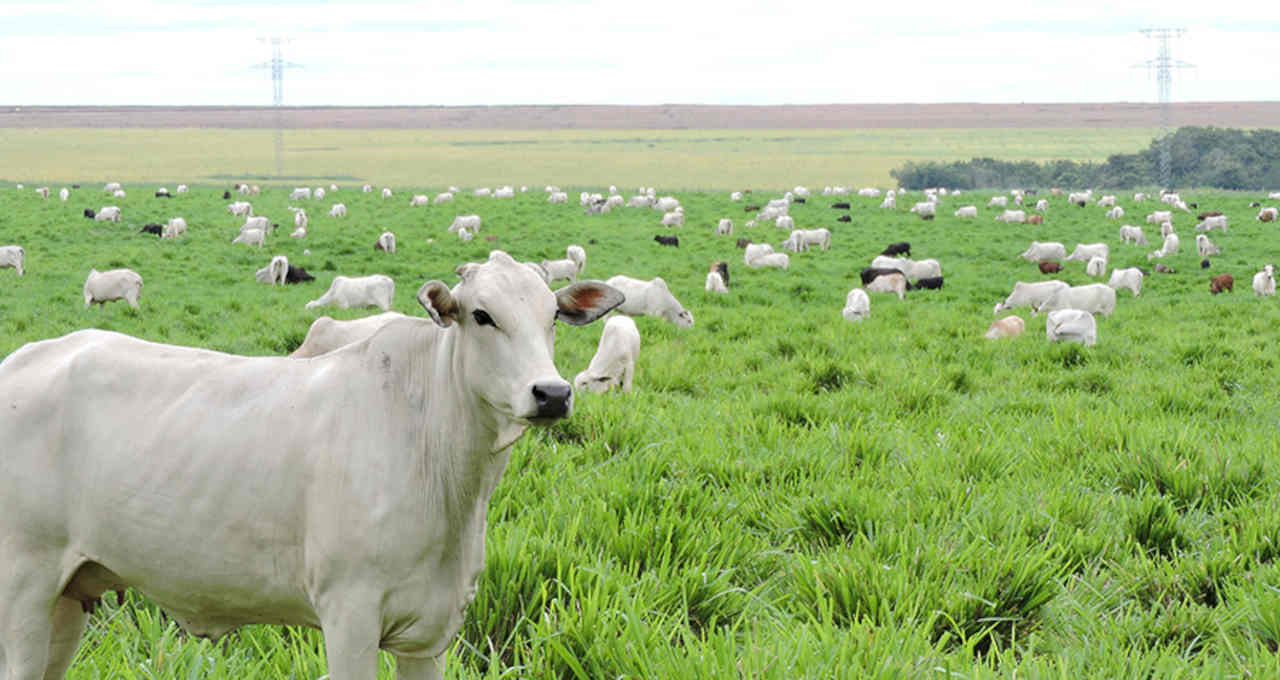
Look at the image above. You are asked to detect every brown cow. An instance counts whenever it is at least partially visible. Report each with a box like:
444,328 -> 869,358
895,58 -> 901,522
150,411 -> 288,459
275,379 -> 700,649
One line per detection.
1198,211 -> 1223,220
1154,263 -> 1176,274
744,205 -> 761,212
1027,214 -> 1044,225
1210,273 -> 1234,294
735,237 -> 752,249
1038,260 -> 1062,274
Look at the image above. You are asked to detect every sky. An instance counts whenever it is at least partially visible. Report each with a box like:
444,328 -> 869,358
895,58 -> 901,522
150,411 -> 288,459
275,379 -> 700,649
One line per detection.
2,0 -> 1277,106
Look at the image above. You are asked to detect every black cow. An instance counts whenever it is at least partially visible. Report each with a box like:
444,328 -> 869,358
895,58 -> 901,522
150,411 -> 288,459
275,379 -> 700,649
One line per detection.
285,265 -> 315,284
921,213 -> 935,221
1250,201 -> 1262,208
907,276 -> 944,290
830,202 -> 851,210
654,235 -> 679,247
735,237 -> 752,249
83,209 -> 95,219
836,214 -> 852,223
71,184 -> 81,189
860,267 -> 904,286
1075,201 -> 1086,207
793,197 -> 806,204
140,224 -> 163,236
1201,258 -> 1211,269
711,261 -> 729,288
222,190 -> 232,199
881,242 -> 910,257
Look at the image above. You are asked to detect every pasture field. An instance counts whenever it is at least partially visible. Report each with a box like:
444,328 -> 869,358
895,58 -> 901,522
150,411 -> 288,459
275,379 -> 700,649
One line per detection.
5,182 -> 1280,679
0,126 -> 1160,191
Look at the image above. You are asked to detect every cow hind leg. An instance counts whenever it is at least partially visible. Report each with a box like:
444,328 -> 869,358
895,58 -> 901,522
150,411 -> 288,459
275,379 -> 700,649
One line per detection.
394,655 -> 444,680
0,575 -> 60,680
42,598 -> 87,680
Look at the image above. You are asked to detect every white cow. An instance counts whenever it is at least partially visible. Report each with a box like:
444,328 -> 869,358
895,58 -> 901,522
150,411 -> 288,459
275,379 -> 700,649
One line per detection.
1086,256 -> 1108,277
113,190 -> 127,198
255,255 -> 289,285
289,187 -> 311,200
880,195 -> 896,209
750,253 -> 791,270
306,274 -> 396,311
866,273 -> 906,300
103,181 -> 121,192
1065,243 -> 1109,264
177,184 -> 188,194
232,228 -> 266,247
1107,267 -> 1144,297
313,187 -> 326,201
628,195 -> 654,208
242,216 -> 269,232
1034,199 -> 1050,212
362,184 -> 373,193
995,210 -> 1027,223
84,268 -> 143,308
1253,265 -> 1276,297
227,201 -> 253,217
954,206 -> 978,218
59,187 -> 69,201
0,252 -> 621,680
984,316 -> 1025,339
606,275 -> 694,328
435,192 -> 454,204
869,256 -> 940,282
716,218 -> 734,235
1119,225 -> 1148,245
1161,221 -> 1176,238
654,196 -> 680,212
1034,283 -> 1117,317
458,228 -> 474,242
1196,233 -> 1221,257
909,202 -> 936,217
1105,206 -> 1124,219
566,245 -> 586,274
574,315 -> 641,394
994,280 -> 1070,315
781,228 -> 831,252
988,196 -> 1008,208
547,191 -> 568,204
375,232 -> 397,253
329,203 -> 347,218
1046,309 -> 1097,346
841,288 -> 870,321
661,211 -> 685,227
541,259 -> 579,284
410,195 -> 431,207
493,187 -> 515,199
1195,215 -> 1228,232
744,243 -> 774,266
1258,207 -> 1279,222
450,215 -> 482,233
1097,195 -> 1117,208
381,187 -> 393,199
1133,192 -> 1149,202
1146,210 -> 1173,224
730,191 -> 743,201
95,206 -> 122,222
858,187 -> 881,197
1019,241 -> 1067,262
294,209 -> 309,232
1148,233 -> 1180,260
289,311 -> 410,358
163,217 -> 187,239
0,245 -> 24,276
705,271 -> 728,293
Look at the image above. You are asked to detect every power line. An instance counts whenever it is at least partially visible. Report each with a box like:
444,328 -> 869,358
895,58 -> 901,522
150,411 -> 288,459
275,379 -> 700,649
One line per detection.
1134,28 -> 1194,189
251,37 -> 304,178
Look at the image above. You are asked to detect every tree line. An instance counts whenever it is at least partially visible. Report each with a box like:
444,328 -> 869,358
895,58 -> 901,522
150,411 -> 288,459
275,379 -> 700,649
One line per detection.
891,127 -> 1280,191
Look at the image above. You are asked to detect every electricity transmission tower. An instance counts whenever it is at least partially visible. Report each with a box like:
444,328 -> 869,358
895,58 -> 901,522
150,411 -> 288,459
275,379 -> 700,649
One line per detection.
1135,28 -> 1193,189
252,37 -> 304,177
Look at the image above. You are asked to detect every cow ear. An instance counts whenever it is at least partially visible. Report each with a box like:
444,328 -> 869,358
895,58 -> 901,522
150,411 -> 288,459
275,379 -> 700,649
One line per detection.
417,281 -> 459,327
455,263 -> 479,281
555,281 -> 625,326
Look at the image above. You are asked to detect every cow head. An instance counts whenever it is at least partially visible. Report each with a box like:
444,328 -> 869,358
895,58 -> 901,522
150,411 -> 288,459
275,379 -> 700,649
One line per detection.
417,251 -> 623,428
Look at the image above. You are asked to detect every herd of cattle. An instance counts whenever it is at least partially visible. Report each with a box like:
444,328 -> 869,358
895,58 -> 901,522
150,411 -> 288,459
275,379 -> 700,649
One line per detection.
4,178 -> 1280,679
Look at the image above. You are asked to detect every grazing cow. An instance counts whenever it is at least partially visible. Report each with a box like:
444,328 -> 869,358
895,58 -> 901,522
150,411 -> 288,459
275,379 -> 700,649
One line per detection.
1148,233 -> 1180,260
95,206 -> 122,222
255,255 -> 290,285
434,192 -> 454,204
155,188 -> 170,198
140,224 -> 163,236
705,270 -> 728,293
163,217 -> 187,239
0,252 -> 621,680
882,242 -> 910,257
907,276 -> 943,290
859,266 -> 904,286
289,187 -> 311,200
748,252 -> 790,270
1034,199 -> 1050,212
1160,221 -> 1176,238
708,261 -> 729,288
837,214 -> 852,223
988,196 -> 1008,208
842,288 -> 871,322
1146,210 -> 1173,224
33,187 -> 50,198
566,245 -> 586,274
744,243 -> 774,265
782,228 -> 831,252
1154,263 -> 1176,274
736,237 -> 752,249
1097,195 -> 1117,208
660,211 -> 685,227
774,215 -> 794,231
233,229 -> 266,248
954,206 -> 978,218
606,275 -> 694,328
574,315 -> 642,393
1034,283 -> 1117,317
329,203 -> 347,218
866,273 -> 907,300
1105,206 -> 1124,219
994,280 -> 1070,315
996,209 -> 1028,223
1195,215 -> 1228,232
654,235 -> 679,247
381,187 -> 393,199
288,312 -> 410,358
306,274 -> 396,311
227,201 -> 253,217
222,190 -> 231,199
410,195 -> 430,207
541,259 -> 579,285
103,182 -> 122,192
910,202 -> 937,218
1020,242 -> 1067,262
730,191 -> 743,201
0,245 -> 24,276
374,232 -> 397,253
83,268 -> 143,308
1086,256 -> 1108,277
1253,265 -> 1276,297
744,204 -> 761,212
242,216 -> 269,232
1039,260 -> 1062,274
870,256 -> 941,282
1210,273 -> 1234,295
83,208 -> 95,219
1107,267 -> 1144,297
176,184 -> 188,194
1258,207 -> 1278,222
716,218 -> 734,235
1196,233 -> 1221,257
830,202 -> 851,210
880,195 -> 896,209
1025,214 -> 1044,225
1046,309 -> 1097,346
1119,225 -> 1148,245
1065,243 -> 1109,264
1198,211 -> 1223,220
449,215 -> 482,234
984,315 -> 1025,339
1202,259 -> 1211,269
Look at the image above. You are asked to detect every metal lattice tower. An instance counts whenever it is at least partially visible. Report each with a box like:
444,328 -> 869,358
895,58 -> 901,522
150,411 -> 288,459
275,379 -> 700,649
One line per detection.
1135,28 -> 1193,189
252,37 -> 303,177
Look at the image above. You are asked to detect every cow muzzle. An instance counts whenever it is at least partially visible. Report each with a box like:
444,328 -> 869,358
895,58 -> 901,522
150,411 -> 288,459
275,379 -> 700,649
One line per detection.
531,381 -> 572,420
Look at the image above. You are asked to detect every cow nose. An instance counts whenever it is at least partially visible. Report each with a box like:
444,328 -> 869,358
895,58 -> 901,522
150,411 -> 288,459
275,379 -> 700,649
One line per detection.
531,382 -> 572,419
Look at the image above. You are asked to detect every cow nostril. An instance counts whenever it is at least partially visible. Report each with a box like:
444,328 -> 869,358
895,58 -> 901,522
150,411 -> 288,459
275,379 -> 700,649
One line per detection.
531,382 -> 572,418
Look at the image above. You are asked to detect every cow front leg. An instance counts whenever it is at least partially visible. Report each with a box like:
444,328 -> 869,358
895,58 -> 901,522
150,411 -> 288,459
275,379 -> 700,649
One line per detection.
319,608 -> 381,680
0,575 -> 57,680
395,654 -> 444,680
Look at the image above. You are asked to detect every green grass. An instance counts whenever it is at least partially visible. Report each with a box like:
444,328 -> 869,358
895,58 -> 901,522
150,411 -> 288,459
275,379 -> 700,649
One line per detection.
4,183 -> 1280,678
0,127 -> 1162,191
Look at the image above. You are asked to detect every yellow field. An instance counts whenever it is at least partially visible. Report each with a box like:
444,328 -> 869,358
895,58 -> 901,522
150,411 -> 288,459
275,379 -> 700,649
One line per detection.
0,127 -> 1162,190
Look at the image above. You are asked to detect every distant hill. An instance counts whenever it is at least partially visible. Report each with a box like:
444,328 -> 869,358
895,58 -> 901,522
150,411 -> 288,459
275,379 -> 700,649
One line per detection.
2,102 -> 1278,129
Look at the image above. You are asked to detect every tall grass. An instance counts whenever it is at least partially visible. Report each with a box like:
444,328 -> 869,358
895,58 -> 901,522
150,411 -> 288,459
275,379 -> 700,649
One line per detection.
3,181 -> 1280,677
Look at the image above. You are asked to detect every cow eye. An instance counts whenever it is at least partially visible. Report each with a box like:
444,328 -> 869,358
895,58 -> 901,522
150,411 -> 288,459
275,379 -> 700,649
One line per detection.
472,310 -> 496,327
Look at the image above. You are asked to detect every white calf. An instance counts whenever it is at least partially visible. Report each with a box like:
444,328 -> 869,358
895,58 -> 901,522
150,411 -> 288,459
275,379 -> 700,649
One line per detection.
573,316 -> 641,394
